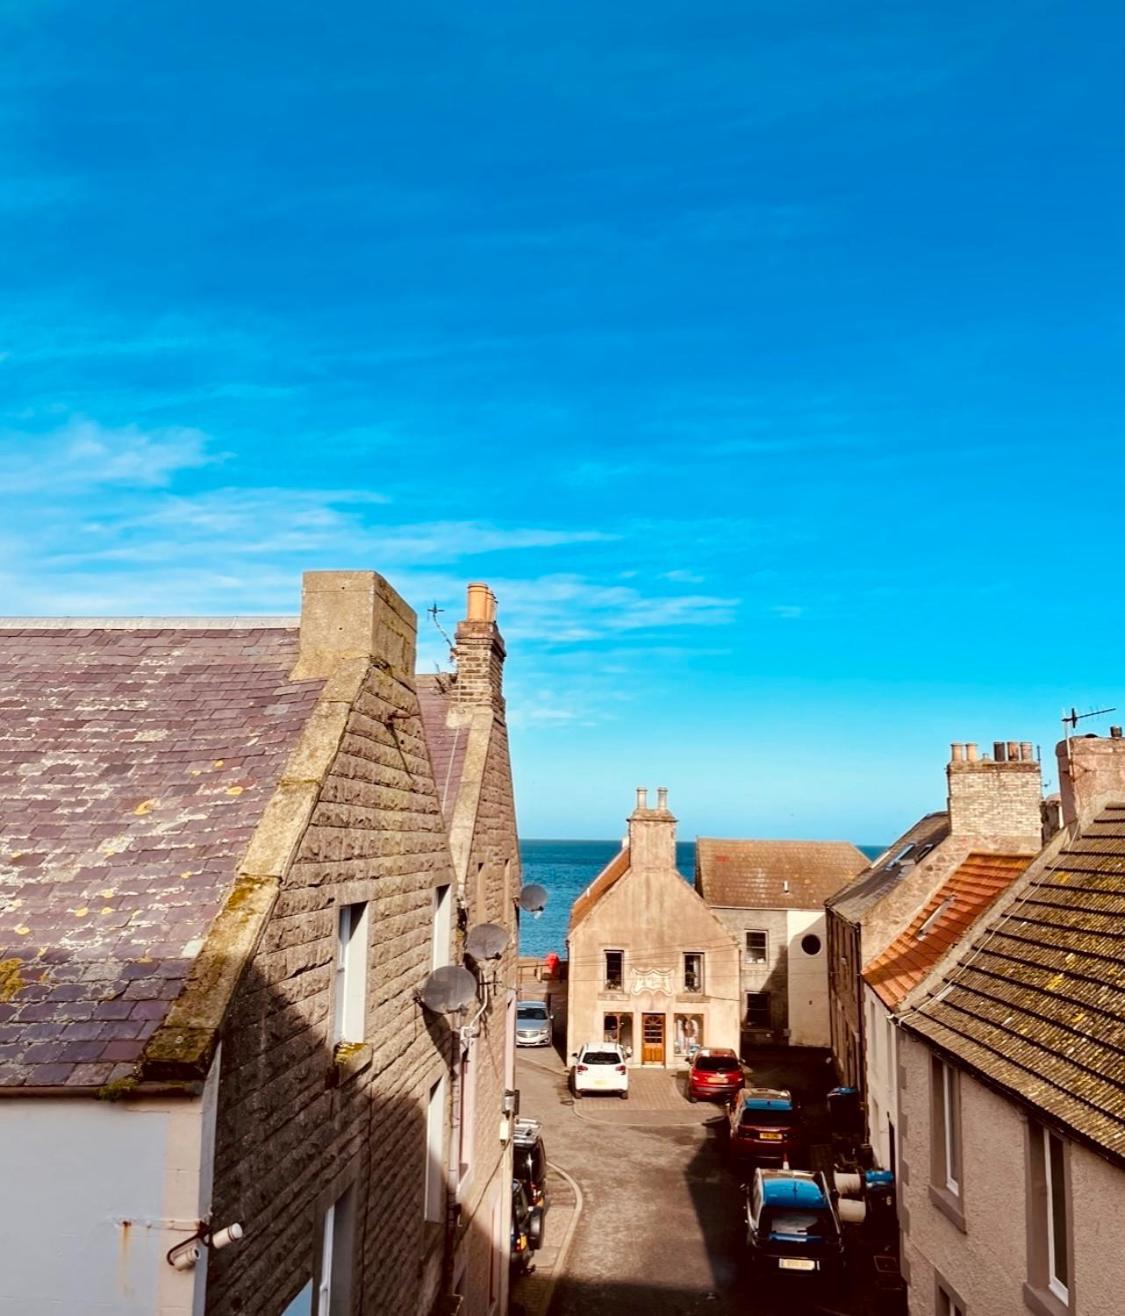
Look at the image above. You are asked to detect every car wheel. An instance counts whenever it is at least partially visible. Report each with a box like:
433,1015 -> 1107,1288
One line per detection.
573,1088 -> 582,1100
620,1089 -> 628,1100
687,1089 -> 696,1103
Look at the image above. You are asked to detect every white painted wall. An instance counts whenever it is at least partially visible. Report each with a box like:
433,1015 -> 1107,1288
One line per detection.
785,910 -> 830,1046
0,1087 -> 212,1316
863,984 -> 898,1170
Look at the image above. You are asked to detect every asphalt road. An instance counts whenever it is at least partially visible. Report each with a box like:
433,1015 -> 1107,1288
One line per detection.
514,1054 -> 860,1316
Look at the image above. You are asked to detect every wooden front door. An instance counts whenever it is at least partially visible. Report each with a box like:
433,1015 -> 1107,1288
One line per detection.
641,1012 -> 665,1065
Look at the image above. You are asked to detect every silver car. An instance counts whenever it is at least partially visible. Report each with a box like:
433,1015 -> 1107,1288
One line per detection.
515,1000 -> 554,1047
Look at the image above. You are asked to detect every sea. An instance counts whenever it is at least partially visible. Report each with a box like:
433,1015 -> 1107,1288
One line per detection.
517,838 -> 887,958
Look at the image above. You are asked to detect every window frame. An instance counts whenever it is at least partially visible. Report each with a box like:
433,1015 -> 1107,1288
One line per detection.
929,1055 -> 965,1229
604,948 -> 624,991
745,991 -> 770,1029
682,951 -> 704,994
424,1075 -> 447,1224
936,1276 -> 966,1316
745,929 -> 768,964
1026,1120 -> 1072,1312
317,1183 -> 357,1316
431,883 -> 453,971
457,1035 -> 478,1195
333,902 -> 370,1045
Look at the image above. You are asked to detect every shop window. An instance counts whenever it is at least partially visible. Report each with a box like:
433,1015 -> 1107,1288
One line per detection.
674,1013 -> 703,1056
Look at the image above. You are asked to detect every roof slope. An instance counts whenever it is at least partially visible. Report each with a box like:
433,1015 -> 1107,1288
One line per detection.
0,626 -> 322,1089
696,838 -> 868,910
903,804 -> 1125,1167
827,812 -> 950,922
568,845 -> 630,933
416,674 -> 468,826
863,853 -> 1032,1008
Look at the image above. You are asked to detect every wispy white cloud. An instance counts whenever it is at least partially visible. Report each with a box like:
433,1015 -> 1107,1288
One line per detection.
0,416 -> 212,493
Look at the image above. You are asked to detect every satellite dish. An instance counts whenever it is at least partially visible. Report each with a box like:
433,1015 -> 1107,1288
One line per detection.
518,883 -> 548,916
417,965 -> 478,1014
465,922 -> 509,961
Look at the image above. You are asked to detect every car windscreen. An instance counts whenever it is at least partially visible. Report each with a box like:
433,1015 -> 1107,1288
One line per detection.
581,1050 -> 621,1064
693,1055 -> 739,1072
740,1106 -> 794,1127
763,1209 -> 829,1243
517,1006 -> 548,1020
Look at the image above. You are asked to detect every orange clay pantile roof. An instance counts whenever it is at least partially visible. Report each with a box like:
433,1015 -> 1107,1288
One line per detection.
863,853 -> 1032,1008
568,844 -> 631,933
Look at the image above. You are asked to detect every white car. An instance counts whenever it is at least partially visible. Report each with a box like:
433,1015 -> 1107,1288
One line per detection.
570,1042 -> 629,1099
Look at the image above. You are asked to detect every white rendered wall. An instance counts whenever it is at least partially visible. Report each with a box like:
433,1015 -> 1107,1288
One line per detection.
0,1092 -> 208,1315
863,984 -> 897,1170
786,910 -> 830,1046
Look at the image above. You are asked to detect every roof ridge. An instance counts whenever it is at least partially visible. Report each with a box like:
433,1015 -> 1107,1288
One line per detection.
0,616 -> 299,630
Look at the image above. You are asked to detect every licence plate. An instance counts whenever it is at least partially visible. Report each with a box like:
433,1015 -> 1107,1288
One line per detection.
778,1258 -> 816,1272
760,1131 -> 783,1141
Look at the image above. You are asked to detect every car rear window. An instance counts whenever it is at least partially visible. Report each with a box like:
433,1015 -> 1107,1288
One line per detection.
582,1050 -> 621,1065
740,1107 -> 795,1127
765,1209 -> 828,1242
694,1055 -> 739,1072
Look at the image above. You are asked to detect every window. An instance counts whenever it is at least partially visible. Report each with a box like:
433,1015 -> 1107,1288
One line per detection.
931,1057 -> 962,1198
936,1280 -> 965,1316
1028,1123 -> 1070,1306
318,1185 -> 356,1316
604,949 -> 624,991
281,1283 -> 313,1316
745,931 -> 768,964
457,1037 -> 477,1189
431,883 -> 452,970
424,1077 -> 446,1223
683,952 -> 704,993
745,992 -> 770,1029
333,903 -> 369,1044
800,932 -> 821,955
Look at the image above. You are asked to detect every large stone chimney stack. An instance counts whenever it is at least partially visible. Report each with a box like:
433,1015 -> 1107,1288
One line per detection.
627,786 -> 677,872
1057,730 -> 1125,831
453,582 -> 506,713
946,739 -> 1042,850
294,570 -> 417,679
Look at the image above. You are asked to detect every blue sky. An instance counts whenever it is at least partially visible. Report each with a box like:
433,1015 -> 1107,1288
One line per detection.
2,1 -> 1123,840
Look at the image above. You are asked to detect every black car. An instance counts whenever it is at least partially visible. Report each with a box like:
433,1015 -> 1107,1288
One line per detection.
744,1169 -> 845,1282
513,1117 -> 550,1218
510,1180 -> 541,1275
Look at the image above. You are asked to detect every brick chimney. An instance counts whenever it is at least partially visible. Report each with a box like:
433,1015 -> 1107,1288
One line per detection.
628,786 -> 677,872
294,570 -> 416,679
453,582 -> 505,713
1057,730 -> 1125,831
946,739 -> 1042,849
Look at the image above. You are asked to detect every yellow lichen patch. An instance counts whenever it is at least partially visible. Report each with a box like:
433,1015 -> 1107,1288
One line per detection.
73,906 -> 89,919
100,888 -> 115,899
225,785 -> 244,796
190,769 -> 202,777
212,759 -> 224,768
133,799 -> 155,816
101,906 -> 115,915
1044,972 -> 1065,992
14,925 -> 30,936
7,852 -> 22,862
0,959 -> 26,1003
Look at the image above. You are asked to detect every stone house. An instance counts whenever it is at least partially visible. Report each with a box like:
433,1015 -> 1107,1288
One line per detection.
894,732 -> 1125,1316
0,571 -> 520,1316
566,789 -> 740,1067
694,839 -> 867,1048
825,740 -> 1043,1096
860,851 -> 1033,1173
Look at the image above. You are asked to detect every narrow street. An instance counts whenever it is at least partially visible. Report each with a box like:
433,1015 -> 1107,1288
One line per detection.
512,1050 -> 864,1316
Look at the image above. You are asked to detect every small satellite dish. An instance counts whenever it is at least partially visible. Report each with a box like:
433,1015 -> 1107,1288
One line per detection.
518,884 -> 548,916
465,922 -> 509,961
417,965 -> 478,1014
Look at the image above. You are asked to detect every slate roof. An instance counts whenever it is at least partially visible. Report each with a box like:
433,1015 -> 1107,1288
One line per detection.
863,853 -> 1032,1008
568,844 -> 631,933
826,812 -> 951,923
416,674 -> 468,826
0,625 -> 323,1089
695,838 -> 868,910
903,804 -> 1125,1167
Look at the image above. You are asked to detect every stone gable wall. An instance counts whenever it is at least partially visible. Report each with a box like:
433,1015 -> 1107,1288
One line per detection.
206,659 -> 456,1316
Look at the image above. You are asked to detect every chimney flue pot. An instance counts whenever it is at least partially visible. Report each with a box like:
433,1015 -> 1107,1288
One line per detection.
656,786 -> 669,811
1007,741 -> 1021,763
993,741 -> 1007,763
466,583 -> 491,622
1112,726 -> 1124,740
966,743 -> 979,762
951,743 -> 965,762
1020,741 -> 1034,761
635,787 -> 648,812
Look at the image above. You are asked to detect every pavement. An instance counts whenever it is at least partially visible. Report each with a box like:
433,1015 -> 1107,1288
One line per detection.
510,1046 -> 896,1316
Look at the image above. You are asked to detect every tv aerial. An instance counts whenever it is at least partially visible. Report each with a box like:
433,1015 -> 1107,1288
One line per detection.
1062,705 -> 1116,740
416,964 -> 478,1015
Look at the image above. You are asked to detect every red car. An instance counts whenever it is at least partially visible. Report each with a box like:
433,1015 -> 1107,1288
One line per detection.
728,1088 -> 803,1167
687,1048 -> 745,1103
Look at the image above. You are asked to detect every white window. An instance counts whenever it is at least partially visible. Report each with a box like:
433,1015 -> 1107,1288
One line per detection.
932,1058 -> 962,1197
937,1282 -> 964,1316
333,903 -> 369,1044
683,952 -> 704,993
424,1077 -> 447,1223
281,1282 -> 313,1316
745,930 -> 768,964
318,1185 -> 356,1316
432,883 -> 452,971
1043,1126 -> 1070,1302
